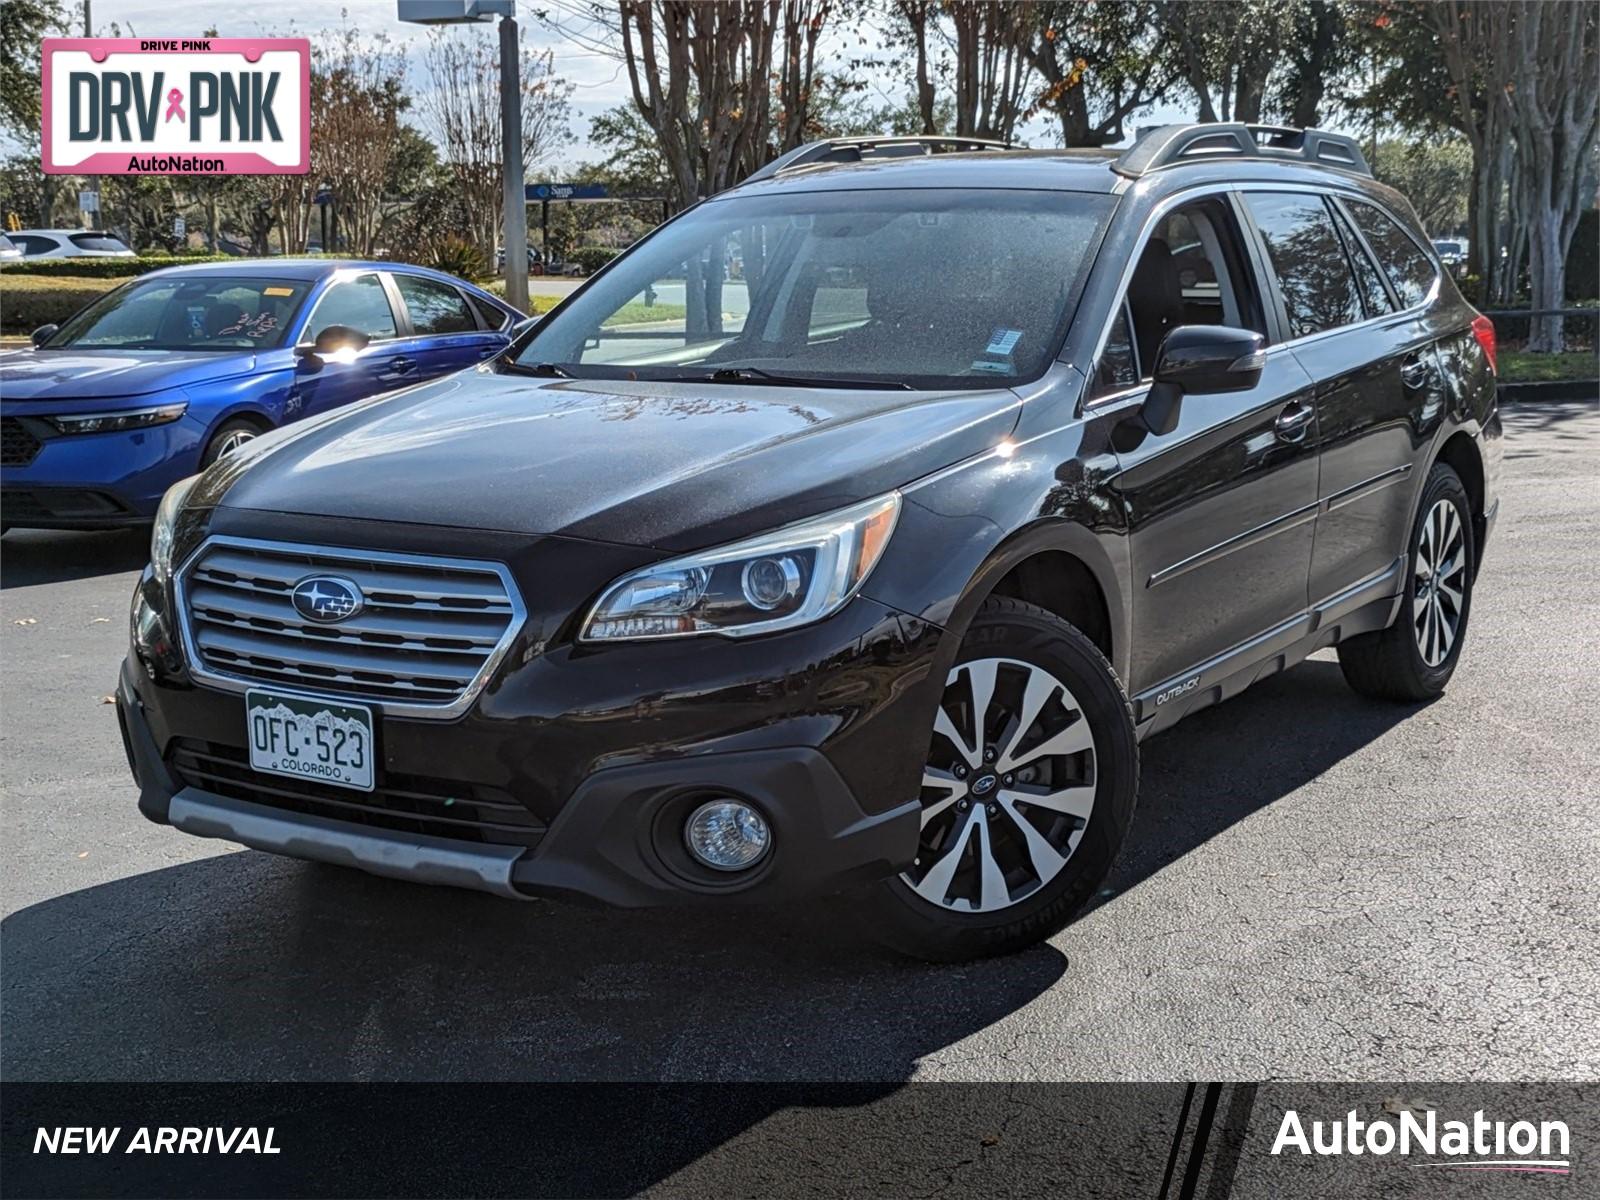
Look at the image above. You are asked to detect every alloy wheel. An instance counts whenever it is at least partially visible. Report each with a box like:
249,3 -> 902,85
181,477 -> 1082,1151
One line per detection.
1413,498 -> 1466,667
902,656 -> 1098,913
216,428 -> 256,457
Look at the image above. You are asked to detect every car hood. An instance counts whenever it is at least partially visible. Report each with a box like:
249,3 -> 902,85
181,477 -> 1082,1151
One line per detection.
206,368 -> 1021,550
0,349 -> 258,400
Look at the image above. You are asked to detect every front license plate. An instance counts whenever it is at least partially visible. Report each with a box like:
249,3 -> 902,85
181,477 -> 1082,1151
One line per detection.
246,688 -> 375,793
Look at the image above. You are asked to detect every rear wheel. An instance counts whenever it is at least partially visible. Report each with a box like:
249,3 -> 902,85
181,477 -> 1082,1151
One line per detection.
201,418 -> 261,468
867,597 -> 1138,962
1337,461 -> 1475,701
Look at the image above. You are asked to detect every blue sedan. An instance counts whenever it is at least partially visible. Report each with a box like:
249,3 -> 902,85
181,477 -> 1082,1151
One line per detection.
0,260 -> 524,531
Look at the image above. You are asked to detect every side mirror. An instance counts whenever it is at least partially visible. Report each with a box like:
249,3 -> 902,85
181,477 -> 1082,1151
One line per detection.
510,315 -> 541,339
1152,325 -> 1266,395
1136,325 -> 1266,438
296,324 -> 371,360
31,324 -> 59,349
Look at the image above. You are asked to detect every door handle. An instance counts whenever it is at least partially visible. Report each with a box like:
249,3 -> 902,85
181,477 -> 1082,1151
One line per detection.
1275,401 -> 1314,443
387,355 -> 416,374
1401,355 -> 1434,389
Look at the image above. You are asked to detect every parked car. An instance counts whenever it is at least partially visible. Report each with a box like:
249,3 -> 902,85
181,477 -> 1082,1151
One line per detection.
7,228 -> 135,258
1,259 -> 522,531
120,126 -> 1499,961
1432,238 -> 1467,275
0,233 -> 22,260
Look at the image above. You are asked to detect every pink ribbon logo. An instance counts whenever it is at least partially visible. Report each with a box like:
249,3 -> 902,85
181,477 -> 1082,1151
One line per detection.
164,88 -> 185,123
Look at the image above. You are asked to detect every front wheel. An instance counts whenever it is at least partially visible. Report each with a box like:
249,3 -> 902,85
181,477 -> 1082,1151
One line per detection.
1337,461 -> 1475,702
867,597 -> 1139,962
200,418 -> 261,468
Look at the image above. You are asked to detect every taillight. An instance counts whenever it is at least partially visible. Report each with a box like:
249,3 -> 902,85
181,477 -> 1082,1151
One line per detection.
1471,313 -> 1497,375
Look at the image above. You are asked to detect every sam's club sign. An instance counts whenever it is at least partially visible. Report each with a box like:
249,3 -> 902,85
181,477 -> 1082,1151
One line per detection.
42,38 -> 308,175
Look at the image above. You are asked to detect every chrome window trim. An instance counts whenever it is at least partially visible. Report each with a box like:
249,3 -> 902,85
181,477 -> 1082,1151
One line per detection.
1084,180 -> 1438,410
173,534 -> 528,721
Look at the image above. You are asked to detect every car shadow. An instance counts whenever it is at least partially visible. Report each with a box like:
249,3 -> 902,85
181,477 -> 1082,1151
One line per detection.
1093,657 -> 1423,910
0,527 -> 149,588
1,660 -> 1412,1089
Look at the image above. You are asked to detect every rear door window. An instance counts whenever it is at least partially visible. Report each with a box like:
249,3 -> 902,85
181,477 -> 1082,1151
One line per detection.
1243,193 -> 1363,339
393,274 -> 478,336
1345,200 -> 1438,310
69,233 -> 131,253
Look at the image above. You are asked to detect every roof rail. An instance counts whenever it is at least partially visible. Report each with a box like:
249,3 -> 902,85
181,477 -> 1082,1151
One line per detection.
1113,123 -> 1372,179
743,135 -> 1017,186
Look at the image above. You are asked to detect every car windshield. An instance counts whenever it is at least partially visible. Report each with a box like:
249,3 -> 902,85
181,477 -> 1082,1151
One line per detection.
513,188 -> 1114,389
43,276 -> 312,351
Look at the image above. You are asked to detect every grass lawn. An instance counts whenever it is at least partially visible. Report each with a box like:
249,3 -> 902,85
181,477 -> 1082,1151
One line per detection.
1498,350 -> 1600,383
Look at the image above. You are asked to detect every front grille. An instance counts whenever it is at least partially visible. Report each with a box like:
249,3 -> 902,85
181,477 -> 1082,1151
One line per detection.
177,538 -> 524,714
2,418 -> 42,467
168,739 -> 546,847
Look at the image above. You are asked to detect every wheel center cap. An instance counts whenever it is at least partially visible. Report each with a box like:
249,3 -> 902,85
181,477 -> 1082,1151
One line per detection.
971,773 -> 998,796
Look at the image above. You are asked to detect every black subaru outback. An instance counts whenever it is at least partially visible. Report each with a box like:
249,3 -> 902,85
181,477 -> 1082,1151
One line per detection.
120,124 -> 1500,961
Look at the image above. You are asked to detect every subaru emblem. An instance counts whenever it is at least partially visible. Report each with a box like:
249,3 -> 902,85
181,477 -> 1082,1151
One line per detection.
291,576 -> 364,623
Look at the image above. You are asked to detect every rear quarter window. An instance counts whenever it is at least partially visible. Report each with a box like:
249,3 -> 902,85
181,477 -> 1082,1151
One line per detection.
1346,200 -> 1438,310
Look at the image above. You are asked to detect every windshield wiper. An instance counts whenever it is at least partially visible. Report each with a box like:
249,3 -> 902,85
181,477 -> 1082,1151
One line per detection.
502,360 -> 573,378
702,367 -> 912,391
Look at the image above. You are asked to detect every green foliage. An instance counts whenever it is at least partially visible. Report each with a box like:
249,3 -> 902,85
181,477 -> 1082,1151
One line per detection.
1498,351 -> 1599,384
0,274 -> 126,330
0,253 -> 348,279
424,236 -> 490,281
0,0 -> 64,141
570,246 -> 620,274
1372,137 -> 1473,234
0,255 -> 236,278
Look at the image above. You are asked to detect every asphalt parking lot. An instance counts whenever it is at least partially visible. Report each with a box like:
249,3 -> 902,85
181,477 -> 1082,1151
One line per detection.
1,400 -> 1595,1084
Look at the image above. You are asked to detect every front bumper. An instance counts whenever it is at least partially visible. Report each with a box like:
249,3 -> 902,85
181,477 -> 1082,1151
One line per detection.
119,569 -> 939,906
1,412 -> 206,526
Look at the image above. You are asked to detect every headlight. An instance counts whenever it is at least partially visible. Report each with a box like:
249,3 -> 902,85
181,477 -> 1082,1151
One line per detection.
581,492 -> 901,642
45,402 -> 187,434
150,474 -> 200,584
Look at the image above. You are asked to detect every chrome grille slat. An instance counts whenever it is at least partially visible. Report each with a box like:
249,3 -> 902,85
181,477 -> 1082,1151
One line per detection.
176,537 -> 525,716
189,571 -> 513,614
188,584 -> 503,649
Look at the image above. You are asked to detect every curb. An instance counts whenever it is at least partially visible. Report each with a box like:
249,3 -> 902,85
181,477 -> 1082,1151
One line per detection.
1498,378 -> 1599,403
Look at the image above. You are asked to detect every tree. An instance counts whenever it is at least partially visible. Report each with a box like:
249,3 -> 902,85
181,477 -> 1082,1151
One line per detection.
890,1 -> 942,135
0,0 -> 64,143
1496,2 -> 1599,350
421,25 -> 572,263
1372,136 -> 1472,233
1022,1 -> 1178,147
775,1 -> 834,151
948,1 -> 1034,140
1276,0 -> 1359,128
312,29 -> 413,256
1164,0 -> 1296,124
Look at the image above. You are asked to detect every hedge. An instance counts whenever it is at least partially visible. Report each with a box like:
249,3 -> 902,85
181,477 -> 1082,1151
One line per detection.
0,275 -> 126,330
570,245 -> 622,273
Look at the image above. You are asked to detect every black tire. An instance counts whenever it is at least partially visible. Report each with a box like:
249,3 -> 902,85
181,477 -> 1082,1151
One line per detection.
866,597 -> 1139,962
1337,461 -> 1475,702
200,418 -> 262,468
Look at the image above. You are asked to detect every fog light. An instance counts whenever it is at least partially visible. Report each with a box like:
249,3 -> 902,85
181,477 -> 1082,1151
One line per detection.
684,799 -> 771,872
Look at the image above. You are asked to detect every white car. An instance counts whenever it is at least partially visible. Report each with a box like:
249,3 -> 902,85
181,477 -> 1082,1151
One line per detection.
0,233 -> 21,260
8,229 -> 134,258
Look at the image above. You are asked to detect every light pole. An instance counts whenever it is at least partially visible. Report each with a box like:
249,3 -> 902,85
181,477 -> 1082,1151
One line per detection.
398,0 -> 528,313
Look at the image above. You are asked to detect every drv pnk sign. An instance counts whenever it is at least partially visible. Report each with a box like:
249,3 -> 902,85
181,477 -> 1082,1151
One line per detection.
42,38 -> 309,175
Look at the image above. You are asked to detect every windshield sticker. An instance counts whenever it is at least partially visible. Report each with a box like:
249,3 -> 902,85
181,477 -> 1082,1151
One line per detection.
985,328 -> 1023,356
969,360 -> 1013,374
263,286 -> 295,297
